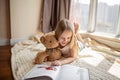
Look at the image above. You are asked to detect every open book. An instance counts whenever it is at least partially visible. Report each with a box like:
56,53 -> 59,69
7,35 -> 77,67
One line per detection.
23,64 -> 89,80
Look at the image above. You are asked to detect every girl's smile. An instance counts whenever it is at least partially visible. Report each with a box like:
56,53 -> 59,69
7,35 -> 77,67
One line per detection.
58,30 -> 72,47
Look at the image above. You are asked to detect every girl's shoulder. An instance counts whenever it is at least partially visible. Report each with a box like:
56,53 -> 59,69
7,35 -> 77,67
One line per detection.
59,43 -> 70,50
59,44 -> 70,55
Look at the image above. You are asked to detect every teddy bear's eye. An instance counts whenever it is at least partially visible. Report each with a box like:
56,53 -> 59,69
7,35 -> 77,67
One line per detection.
49,41 -> 52,43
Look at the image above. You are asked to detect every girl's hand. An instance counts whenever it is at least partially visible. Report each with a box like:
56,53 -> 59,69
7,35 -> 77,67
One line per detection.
51,60 -> 61,66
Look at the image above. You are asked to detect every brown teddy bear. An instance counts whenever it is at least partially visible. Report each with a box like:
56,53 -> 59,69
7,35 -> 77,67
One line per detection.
34,32 -> 62,64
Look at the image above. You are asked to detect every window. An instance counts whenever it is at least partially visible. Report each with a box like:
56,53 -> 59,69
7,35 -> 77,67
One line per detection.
96,0 -> 120,35
70,0 -> 90,32
70,0 -> 120,38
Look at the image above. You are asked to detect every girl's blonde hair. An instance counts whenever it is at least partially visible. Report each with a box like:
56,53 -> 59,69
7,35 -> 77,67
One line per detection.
55,19 -> 75,49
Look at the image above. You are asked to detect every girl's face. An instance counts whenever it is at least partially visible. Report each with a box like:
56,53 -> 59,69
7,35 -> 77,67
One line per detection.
58,30 -> 72,47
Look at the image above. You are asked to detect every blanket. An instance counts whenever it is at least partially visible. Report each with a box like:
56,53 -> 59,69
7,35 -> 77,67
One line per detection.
11,39 -> 120,80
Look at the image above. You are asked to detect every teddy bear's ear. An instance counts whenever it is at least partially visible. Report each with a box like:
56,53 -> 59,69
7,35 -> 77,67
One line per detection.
40,36 -> 45,43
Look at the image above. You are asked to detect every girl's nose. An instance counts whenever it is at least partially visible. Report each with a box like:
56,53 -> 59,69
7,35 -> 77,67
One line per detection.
63,38 -> 67,42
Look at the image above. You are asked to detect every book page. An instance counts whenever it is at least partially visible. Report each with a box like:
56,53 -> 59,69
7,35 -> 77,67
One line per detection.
79,68 -> 89,80
23,65 -> 61,80
57,65 -> 89,80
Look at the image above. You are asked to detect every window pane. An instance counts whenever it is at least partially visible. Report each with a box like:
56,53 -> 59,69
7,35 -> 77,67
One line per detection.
96,0 -> 120,35
70,0 -> 90,32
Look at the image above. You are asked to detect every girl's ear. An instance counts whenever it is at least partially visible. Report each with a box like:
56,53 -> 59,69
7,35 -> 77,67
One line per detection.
40,36 -> 45,43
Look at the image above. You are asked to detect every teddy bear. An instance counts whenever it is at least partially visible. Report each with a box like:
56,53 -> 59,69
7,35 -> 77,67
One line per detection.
34,32 -> 62,64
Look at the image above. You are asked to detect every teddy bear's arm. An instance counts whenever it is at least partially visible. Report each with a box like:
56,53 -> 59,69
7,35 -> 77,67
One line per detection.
34,52 -> 49,64
47,49 -> 62,61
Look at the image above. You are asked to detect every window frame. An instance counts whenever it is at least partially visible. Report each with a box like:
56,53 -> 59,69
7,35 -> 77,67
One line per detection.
116,5 -> 120,37
87,0 -> 120,38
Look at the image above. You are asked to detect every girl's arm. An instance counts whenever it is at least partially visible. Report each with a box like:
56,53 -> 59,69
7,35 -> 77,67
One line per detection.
51,42 -> 78,66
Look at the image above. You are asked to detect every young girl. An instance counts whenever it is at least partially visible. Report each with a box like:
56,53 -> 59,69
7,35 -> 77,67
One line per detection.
51,19 -> 85,66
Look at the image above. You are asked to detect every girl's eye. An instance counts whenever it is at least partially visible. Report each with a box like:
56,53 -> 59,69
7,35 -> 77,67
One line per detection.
67,37 -> 71,40
61,37 -> 64,40
67,37 -> 70,39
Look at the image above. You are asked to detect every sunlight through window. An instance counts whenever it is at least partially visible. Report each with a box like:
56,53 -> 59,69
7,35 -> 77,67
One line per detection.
79,48 -> 104,67
70,0 -> 90,32
98,0 -> 120,5
96,0 -> 120,35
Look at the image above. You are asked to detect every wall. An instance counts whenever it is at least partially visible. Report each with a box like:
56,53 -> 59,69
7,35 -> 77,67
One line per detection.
10,0 -> 42,45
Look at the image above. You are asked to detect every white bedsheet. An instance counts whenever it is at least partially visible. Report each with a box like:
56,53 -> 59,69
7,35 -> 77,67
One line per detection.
11,40 -> 120,80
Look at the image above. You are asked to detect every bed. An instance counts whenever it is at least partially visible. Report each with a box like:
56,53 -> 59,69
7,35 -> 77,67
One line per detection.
11,34 -> 120,80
